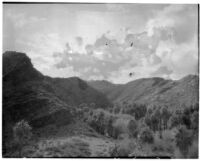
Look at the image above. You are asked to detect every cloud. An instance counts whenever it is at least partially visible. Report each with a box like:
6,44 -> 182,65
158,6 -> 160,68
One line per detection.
75,36 -> 83,46
3,4 -> 198,83
54,32 -> 141,80
54,31 -> 158,82
54,10 -> 198,83
151,66 -> 173,77
143,4 -> 198,80
146,4 -> 197,44
5,9 -> 46,28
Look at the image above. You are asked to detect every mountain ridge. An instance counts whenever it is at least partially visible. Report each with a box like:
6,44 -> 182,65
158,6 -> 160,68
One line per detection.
3,51 -> 112,134
88,74 -> 199,110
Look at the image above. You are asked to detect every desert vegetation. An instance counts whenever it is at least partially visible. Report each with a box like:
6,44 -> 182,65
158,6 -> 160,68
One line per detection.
78,102 -> 199,158
4,101 -> 198,158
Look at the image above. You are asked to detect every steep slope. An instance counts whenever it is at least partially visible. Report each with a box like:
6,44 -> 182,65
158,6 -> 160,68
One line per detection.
48,77 -> 111,108
3,51 -> 71,136
88,80 -> 123,100
3,51 -> 111,133
88,75 -> 199,110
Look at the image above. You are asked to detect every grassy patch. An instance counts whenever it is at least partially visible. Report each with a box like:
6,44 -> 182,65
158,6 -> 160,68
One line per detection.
25,137 -> 91,157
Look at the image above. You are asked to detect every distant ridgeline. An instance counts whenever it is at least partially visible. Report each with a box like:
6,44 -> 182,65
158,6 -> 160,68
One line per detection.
88,74 -> 199,110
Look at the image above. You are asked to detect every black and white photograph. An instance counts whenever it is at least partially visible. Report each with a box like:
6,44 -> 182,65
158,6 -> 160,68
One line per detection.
2,2 -> 199,158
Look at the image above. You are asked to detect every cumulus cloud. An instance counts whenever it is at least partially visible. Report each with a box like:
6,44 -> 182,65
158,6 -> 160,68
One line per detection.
3,4 -> 198,83
146,4 -> 197,44
144,4 -> 198,80
54,33 -> 138,81
54,4 -> 198,83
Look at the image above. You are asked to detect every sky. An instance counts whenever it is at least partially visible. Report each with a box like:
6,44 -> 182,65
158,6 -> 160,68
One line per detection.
3,3 -> 198,84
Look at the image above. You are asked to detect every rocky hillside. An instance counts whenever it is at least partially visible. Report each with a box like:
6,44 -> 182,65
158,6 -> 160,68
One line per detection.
88,75 -> 199,110
3,51 -> 111,135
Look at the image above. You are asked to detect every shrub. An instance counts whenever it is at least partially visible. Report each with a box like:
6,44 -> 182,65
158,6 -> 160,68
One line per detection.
104,115 -> 114,137
191,111 -> 198,131
113,106 -> 121,114
128,119 -> 138,138
182,110 -> 192,129
169,112 -> 182,129
152,130 -> 175,155
89,103 -> 95,109
86,109 -> 114,135
170,106 -> 198,130
109,144 -> 119,157
109,139 -> 133,157
122,103 -> 147,120
112,123 -> 124,139
175,125 -> 193,157
13,120 -> 32,144
187,139 -> 198,158
13,120 -> 32,156
161,106 -> 171,130
134,104 -> 147,120
79,103 -> 87,109
144,106 -> 162,133
139,126 -> 154,144
112,118 -> 130,139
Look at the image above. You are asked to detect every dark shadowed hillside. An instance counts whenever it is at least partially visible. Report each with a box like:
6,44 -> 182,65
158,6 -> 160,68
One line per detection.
47,77 -> 112,108
88,75 -> 199,110
3,51 -> 112,138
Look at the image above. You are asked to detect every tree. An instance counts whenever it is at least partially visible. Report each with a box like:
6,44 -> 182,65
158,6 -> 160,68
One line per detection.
113,106 -> 121,114
128,119 -> 138,138
191,111 -> 199,132
169,112 -> 182,129
152,107 -> 163,138
90,103 -> 96,109
79,103 -> 87,109
134,104 -> 147,120
175,125 -> 193,157
144,114 -> 152,129
107,116 -> 114,137
13,120 -> 32,157
182,108 -> 192,129
161,106 -> 171,130
151,109 -> 160,132
96,111 -> 105,134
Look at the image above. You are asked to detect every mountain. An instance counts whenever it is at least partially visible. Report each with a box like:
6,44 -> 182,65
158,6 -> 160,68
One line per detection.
87,80 -> 122,97
88,75 -> 199,110
3,51 -> 111,138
